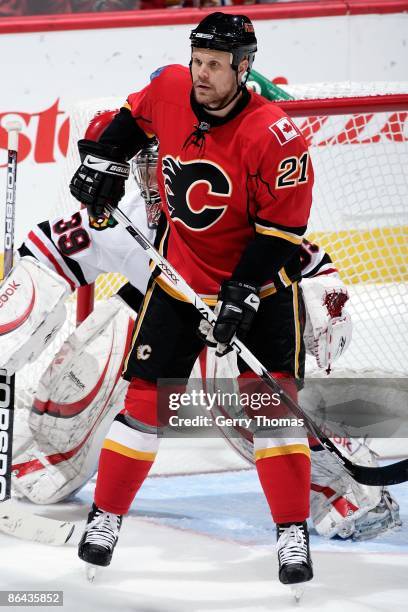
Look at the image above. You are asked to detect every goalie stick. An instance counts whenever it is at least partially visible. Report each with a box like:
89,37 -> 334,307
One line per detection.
0,123 -> 75,545
0,122 -> 20,504
0,499 -> 74,545
106,203 -> 408,487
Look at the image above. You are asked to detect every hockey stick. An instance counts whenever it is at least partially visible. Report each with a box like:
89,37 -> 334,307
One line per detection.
0,122 -> 21,504
107,203 -> 408,487
0,123 -> 75,545
0,502 -> 74,545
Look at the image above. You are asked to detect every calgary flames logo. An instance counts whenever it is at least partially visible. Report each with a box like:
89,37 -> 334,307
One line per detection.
162,156 -> 231,231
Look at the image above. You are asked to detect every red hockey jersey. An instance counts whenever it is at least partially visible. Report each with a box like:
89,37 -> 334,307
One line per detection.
125,65 -> 313,300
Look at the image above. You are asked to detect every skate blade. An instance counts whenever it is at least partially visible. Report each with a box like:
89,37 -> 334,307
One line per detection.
86,564 -> 98,583
290,584 -> 304,603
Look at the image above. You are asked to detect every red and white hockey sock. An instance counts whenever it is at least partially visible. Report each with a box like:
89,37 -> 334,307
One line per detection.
239,371 -> 311,523
94,378 -> 159,515
255,444 -> 311,523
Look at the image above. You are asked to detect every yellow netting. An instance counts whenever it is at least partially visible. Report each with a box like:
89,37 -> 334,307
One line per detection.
307,226 -> 408,284
94,272 -> 128,301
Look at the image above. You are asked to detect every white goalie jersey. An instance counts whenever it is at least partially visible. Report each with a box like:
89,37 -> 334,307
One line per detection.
18,191 -> 154,297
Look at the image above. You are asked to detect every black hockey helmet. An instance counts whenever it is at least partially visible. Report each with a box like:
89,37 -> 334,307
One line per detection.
190,12 -> 257,72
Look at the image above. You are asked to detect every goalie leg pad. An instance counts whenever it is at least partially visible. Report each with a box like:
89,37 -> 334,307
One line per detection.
310,438 -> 401,540
12,295 -> 135,504
0,257 -> 71,375
352,489 -> 401,541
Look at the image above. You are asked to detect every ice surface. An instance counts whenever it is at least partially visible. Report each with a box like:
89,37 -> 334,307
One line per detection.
1,439 -> 407,612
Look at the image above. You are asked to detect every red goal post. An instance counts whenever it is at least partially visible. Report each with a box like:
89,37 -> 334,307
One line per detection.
280,93 -> 408,116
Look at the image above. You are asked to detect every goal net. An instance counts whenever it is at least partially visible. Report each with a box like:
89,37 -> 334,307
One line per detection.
14,82 -> 408,414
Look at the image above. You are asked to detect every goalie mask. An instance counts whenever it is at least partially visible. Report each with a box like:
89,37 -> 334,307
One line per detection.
132,139 -> 162,229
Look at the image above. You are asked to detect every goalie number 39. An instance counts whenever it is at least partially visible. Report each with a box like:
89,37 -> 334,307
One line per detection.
276,152 -> 309,189
53,212 -> 91,256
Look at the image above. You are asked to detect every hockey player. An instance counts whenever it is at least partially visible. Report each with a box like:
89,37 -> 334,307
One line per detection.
5,157 -> 400,540
2,137 -> 399,549
68,11 -> 317,588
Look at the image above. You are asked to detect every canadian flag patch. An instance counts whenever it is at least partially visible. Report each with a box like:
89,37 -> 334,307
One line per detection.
269,118 -> 299,145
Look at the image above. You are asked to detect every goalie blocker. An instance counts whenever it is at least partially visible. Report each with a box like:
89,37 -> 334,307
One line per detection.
0,257 -> 70,376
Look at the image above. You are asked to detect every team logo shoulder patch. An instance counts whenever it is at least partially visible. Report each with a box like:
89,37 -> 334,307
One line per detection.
269,118 -> 299,146
150,66 -> 166,81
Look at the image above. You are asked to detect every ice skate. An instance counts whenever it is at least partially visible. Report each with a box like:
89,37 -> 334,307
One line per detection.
276,521 -> 313,601
78,503 -> 123,580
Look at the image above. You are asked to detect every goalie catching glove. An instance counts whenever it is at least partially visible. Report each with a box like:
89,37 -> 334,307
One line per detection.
199,280 -> 260,356
301,274 -> 352,372
69,139 -> 130,230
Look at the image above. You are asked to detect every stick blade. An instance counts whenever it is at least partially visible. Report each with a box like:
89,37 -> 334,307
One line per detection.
0,500 -> 75,546
351,457 -> 408,487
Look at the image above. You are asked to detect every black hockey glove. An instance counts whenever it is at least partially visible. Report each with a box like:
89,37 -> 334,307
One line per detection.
69,139 -> 130,230
199,281 -> 260,356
